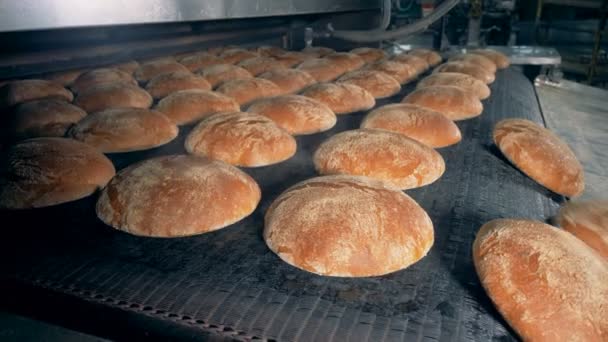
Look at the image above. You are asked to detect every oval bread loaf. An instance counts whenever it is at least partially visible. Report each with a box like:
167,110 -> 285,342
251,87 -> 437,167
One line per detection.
145,71 -> 211,99
301,83 -> 375,115
417,72 -> 491,100
154,89 -> 239,125
1,80 -> 73,108
402,85 -> 483,121
74,83 -> 152,113
216,78 -> 282,106
557,200 -> 608,259
11,99 -> 87,140
337,69 -> 401,99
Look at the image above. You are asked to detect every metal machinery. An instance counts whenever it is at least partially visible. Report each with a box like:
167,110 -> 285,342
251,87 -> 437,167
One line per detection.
0,1 -> 602,341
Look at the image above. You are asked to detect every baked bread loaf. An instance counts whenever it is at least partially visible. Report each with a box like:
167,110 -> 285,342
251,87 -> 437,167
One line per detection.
0,80 -> 73,108
246,95 -> 336,135
258,69 -> 316,94
361,103 -> 461,148
402,85 -> 483,121
110,60 -> 140,75
154,89 -> 239,125
74,83 -> 152,113
11,99 -> 87,140
434,61 -> 495,84
237,57 -> 286,76
264,175 -> 434,277
96,155 -> 260,237
557,200 -> 608,258
408,48 -> 442,66
296,58 -> 346,82
313,129 -> 445,189
178,52 -> 223,72
145,71 -> 211,99
301,83 -> 375,115
473,218 -> 608,341
197,64 -> 253,88
417,72 -> 491,100
253,46 -> 285,57
71,68 -> 137,94
324,52 -> 366,72
219,48 -> 259,64
366,60 -> 416,84
301,46 -> 335,57
471,49 -> 510,69
185,112 -> 296,167
391,54 -> 430,75
350,47 -> 388,63
273,51 -> 312,68
216,78 -> 282,105
44,69 -> 85,87
68,108 -> 178,153
0,137 -> 115,209
134,60 -> 190,83
449,53 -> 497,73
494,118 -> 585,197
337,69 -> 401,99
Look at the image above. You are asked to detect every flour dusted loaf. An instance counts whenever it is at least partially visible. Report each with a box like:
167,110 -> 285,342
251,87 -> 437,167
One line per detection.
296,58 -> 346,82
408,48 -> 442,66
216,78 -> 282,105
134,60 -> 190,83
197,64 -> 253,88
402,85 -> 483,121
391,54 -> 430,75
350,47 -> 388,63
74,83 -> 152,113
301,83 -> 375,115
258,69 -> 316,94
71,68 -> 137,94
471,49 -> 510,69
366,60 -> 416,84
145,71 -> 211,99
417,72 -> 491,100
337,69 -> 401,99
11,99 -> 87,140
434,61 -> 495,84
154,89 -> 239,125
1,80 -> 73,108
264,175 -> 434,277
557,200 -> 608,259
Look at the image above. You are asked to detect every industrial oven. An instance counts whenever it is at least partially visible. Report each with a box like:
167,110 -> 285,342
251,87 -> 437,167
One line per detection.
0,1 -> 603,341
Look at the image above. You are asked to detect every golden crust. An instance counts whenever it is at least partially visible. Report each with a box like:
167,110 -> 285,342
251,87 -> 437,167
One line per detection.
197,64 -> 253,88
96,155 -> 261,237
337,69 -> 401,99
134,61 -> 190,83
470,49 -> 510,69
74,83 -> 152,113
301,83 -> 375,115
12,99 -> 87,140
313,128 -> 445,189
154,89 -> 239,125
493,118 -> 585,197
0,80 -> 73,108
557,200 -> 608,259
296,58 -> 346,82
71,68 -> 137,94
408,48 -> 442,66
449,53 -> 497,73
366,60 -> 416,84
402,85 -> 483,121
350,47 -> 388,63
391,54 -> 430,75
237,57 -> 287,76
178,53 -> 224,72
417,72 -> 491,100
264,175 -> 434,277
301,46 -> 335,58
324,52 -> 366,72
216,78 -> 282,106
218,48 -> 260,64
145,71 -> 211,99
473,219 -> 608,341
258,69 -> 316,94
434,61 -> 496,84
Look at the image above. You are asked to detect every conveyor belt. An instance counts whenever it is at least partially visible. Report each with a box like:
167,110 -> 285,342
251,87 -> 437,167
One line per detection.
0,68 -> 562,341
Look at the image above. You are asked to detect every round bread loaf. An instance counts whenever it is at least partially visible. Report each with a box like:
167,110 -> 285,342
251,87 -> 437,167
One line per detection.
44,69 -> 85,87
0,137 -> 115,209
350,47 -> 388,63
434,61 -> 495,84
273,51 -> 312,67
237,57 -> 286,76
145,71 -> 211,99
301,46 -> 335,57
366,60 -> 416,84
197,64 -> 253,88
417,72 -> 491,100
11,99 -> 87,140
74,83 -> 152,113
0,80 -> 73,108
361,104 -> 461,148
408,48 -> 442,66
178,53 -> 223,72
314,129 -> 445,189
185,112 -> 296,167
402,85 -> 483,121
134,61 -> 190,83
449,53 -> 497,73
324,52 -> 366,72
219,48 -> 260,64
71,68 -> 137,94
216,78 -> 282,106
96,155 -> 261,237
253,46 -> 285,57
258,69 -> 316,94
557,200 -> 608,259
246,95 -> 336,135
110,60 -> 140,75
154,89 -> 239,125
264,175 -> 434,277
337,69 -> 401,99
296,58 -> 346,82
473,218 -> 608,341
494,118 -> 585,197
68,108 -> 178,153
391,54 -> 430,75
301,83 -> 375,115
470,49 -> 510,69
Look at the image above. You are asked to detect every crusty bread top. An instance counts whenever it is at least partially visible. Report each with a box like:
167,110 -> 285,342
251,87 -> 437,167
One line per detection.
391,54 -> 430,75
408,48 -> 442,66
434,61 -> 496,84
44,69 -> 86,86
366,60 -> 416,84
417,72 -> 491,100
264,174 -> 434,277
361,103 -> 461,148
494,118 -> 584,197
350,47 -> 388,63
74,83 -> 152,113
154,89 -> 239,125
557,200 -> 608,259
402,85 -> 483,121
219,48 -> 260,64
470,49 -> 510,69
96,154 -> 260,237
12,99 -> 87,140
258,69 -> 316,94
324,52 -> 366,72
300,82 -> 375,115
313,128 -> 445,189
0,137 -> 115,209
134,60 -> 190,83
301,46 -> 335,57
216,78 -> 282,105
109,60 -> 140,75
178,52 -> 224,72
0,79 -> 73,108
272,51 -> 313,67
237,57 -> 287,76
197,64 -> 253,88
145,71 -> 211,99
296,58 -> 347,82
449,53 -> 497,73
337,69 -> 401,99
185,111 -> 296,167
71,68 -> 137,94
252,46 -> 286,57
473,218 -> 608,342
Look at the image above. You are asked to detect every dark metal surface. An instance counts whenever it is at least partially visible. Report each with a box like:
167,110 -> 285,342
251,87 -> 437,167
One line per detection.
0,68 -> 561,341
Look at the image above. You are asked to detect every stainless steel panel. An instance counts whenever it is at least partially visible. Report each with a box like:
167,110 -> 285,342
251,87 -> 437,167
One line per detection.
0,0 -> 378,32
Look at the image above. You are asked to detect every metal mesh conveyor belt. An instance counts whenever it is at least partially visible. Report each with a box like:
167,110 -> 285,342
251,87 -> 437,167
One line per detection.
0,68 -> 562,341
